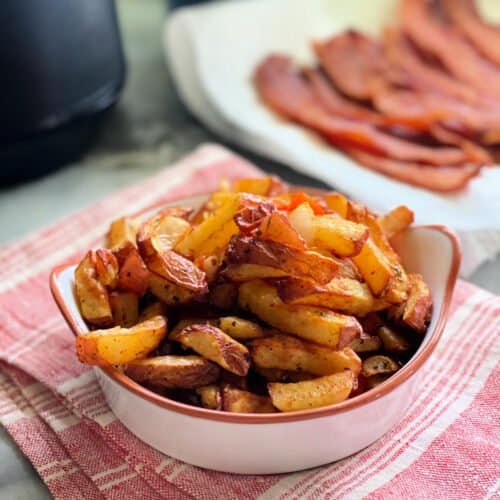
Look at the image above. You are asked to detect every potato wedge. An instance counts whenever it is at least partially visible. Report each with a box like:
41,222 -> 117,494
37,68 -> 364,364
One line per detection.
209,282 -> 238,310
259,211 -> 306,249
313,214 -> 369,257
287,202 -> 315,244
138,301 -> 167,322
126,355 -> 220,389
93,249 -> 119,288
388,273 -> 432,333
268,371 -> 354,412
226,236 -> 339,285
113,242 -> 150,296
76,315 -> 167,365
239,280 -> 361,349
349,335 -> 382,353
107,216 -> 140,250
169,318 -> 217,339
378,205 -> 414,239
170,324 -> 250,376
324,192 -> 348,217
75,250 -> 113,327
253,366 -> 315,383
223,263 -> 290,282
377,326 -> 411,353
250,334 -> 361,376
222,385 -> 276,413
196,384 -> 222,410
362,355 -> 399,377
148,273 -> 203,305
232,177 -> 274,195
109,292 -> 139,327
276,277 -> 386,316
217,316 -> 266,340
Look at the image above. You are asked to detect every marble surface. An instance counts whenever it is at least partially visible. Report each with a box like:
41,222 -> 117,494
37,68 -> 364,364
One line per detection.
0,0 -> 498,497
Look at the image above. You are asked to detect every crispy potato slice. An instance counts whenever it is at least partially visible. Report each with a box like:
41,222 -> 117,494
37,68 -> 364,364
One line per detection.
388,273 -> 432,333
175,193 -> 241,258
169,318 -> 217,339
268,371 -> 354,412
170,324 -> 250,376
109,292 -> 139,327
75,250 -> 113,327
324,192 -> 348,217
259,211 -> 306,249
377,326 -> 411,353
138,301 -> 167,322
378,205 -> 414,239
287,202 -> 315,244
94,249 -> 119,288
113,242 -> 150,296
222,385 -> 276,413
107,216 -> 140,250
362,355 -> 399,377
253,366 -> 315,383
196,384 -> 222,410
148,273 -> 202,305
126,355 -> 220,389
250,334 -> 361,376
226,236 -> 339,285
349,335 -> 382,353
239,280 -> 361,348
276,277 -> 386,316
76,315 -> 167,365
217,316 -> 266,340
209,282 -> 238,310
313,214 -> 369,257
145,250 -> 207,293
223,263 -> 290,281
232,177 -> 274,195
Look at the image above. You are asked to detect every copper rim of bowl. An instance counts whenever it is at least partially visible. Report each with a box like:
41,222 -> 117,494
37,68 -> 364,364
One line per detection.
49,190 -> 461,424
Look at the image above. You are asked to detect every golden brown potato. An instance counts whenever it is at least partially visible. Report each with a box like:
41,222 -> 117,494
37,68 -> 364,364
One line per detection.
388,274 -> 432,333
268,371 -> 354,412
232,177 -> 275,195
324,192 -> 348,217
276,277 -> 387,316
209,282 -> 238,309
223,263 -> 290,281
126,355 -> 220,389
259,211 -> 306,249
287,202 -> 316,244
109,292 -> 139,327
107,216 -> 140,250
250,334 -> 361,376
196,384 -> 222,410
170,324 -> 250,376
313,214 -> 369,257
217,316 -> 266,340
238,280 -> 361,349
221,385 -> 276,413
113,242 -> 150,296
253,366 -> 315,383
378,205 -> 414,239
76,315 -> 167,366
138,301 -> 167,322
75,250 -> 113,327
226,235 -> 339,285
349,335 -> 382,353
93,249 -> 119,288
148,273 -> 203,305
362,355 -> 400,377
377,326 -> 411,353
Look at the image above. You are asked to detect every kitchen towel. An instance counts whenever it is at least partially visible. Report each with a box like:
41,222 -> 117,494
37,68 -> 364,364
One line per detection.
0,144 -> 499,499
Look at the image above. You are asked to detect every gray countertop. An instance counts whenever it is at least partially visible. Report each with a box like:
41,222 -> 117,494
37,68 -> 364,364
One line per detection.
1,1 -> 498,498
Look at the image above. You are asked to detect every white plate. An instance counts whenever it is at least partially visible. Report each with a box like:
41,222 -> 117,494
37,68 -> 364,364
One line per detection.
165,0 -> 500,231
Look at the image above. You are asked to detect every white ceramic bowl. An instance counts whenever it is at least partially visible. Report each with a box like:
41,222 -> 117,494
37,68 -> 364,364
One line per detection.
50,193 -> 460,474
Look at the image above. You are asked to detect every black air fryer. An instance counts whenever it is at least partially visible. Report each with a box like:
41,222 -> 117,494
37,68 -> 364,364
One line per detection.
0,0 -> 126,182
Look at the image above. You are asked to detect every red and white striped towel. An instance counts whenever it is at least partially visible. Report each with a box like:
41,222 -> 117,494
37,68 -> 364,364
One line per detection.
0,144 -> 498,500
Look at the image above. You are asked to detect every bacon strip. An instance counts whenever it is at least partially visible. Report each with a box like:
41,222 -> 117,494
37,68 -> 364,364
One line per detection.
345,148 -> 481,192
400,0 -> 500,100
440,0 -> 500,67
254,55 -> 469,166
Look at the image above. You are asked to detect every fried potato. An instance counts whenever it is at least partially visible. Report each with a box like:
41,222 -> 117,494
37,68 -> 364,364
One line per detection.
324,192 -> 348,217
362,355 -> 399,377
259,211 -> 306,249
148,273 -> 202,305
388,273 -> 432,333
253,366 -> 315,383
377,326 -> 411,353
378,205 -> 414,239
138,301 -> 167,322
76,315 -> 167,365
109,292 -> 139,327
365,373 -> 391,390
75,250 -> 113,327
313,214 -> 369,257
232,177 -> 274,195
226,236 -> 339,285
113,242 -> 150,296
196,384 -> 222,410
250,334 -> 361,376
287,202 -> 316,244
107,216 -> 140,250
170,324 -> 250,376
239,280 -> 361,349
209,282 -> 238,310
126,355 -> 220,389
223,263 -> 290,281
93,249 -> 119,288
217,316 -> 266,340
221,385 -> 276,413
268,371 -> 354,412
169,318 -> 217,339
276,277 -> 386,316
175,193 -> 241,258
349,335 -> 382,353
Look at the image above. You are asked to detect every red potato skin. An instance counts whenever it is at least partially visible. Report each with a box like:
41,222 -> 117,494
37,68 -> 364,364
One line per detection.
113,242 -> 150,296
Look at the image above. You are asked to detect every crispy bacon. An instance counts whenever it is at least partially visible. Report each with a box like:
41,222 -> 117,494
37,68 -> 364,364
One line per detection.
255,55 -> 469,165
